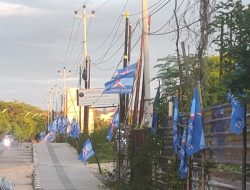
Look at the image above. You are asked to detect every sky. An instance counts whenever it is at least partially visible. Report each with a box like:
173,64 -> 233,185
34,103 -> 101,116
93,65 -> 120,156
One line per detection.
0,0 -> 249,110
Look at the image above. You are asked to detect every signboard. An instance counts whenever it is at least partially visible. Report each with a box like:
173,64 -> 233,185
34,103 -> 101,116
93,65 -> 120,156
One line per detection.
78,88 -> 118,107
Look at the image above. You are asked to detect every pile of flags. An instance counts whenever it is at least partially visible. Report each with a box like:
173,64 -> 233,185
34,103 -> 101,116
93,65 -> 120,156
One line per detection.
173,87 -> 206,179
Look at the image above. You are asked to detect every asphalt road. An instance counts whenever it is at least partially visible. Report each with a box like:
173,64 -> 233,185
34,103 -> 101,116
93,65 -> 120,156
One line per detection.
0,141 -> 33,190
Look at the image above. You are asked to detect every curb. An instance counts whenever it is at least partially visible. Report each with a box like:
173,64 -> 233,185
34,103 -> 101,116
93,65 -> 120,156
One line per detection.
33,144 -> 44,190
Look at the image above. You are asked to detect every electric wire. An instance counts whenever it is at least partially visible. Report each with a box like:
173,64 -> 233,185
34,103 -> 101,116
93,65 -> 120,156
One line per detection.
149,0 -> 172,17
60,16 -> 76,69
94,0 -> 111,12
90,0 -> 128,53
93,19 -> 140,66
92,34 -> 141,71
64,19 -> 82,68
93,13 -> 124,64
148,18 -> 200,36
147,0 -> 190,35
130,0 -> 165,16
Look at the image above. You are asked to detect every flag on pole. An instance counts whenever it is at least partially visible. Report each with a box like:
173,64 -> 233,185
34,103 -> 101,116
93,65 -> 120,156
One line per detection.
117,63 -> 137,75
227,93 -> 246,134
104,71 -> 135,94
69,118 -> 79,139
173,97 -> 180,154
107,109 -> 119,142
79,138 -> 95,163
151,85 -> 160,134
179,126 -> 188,179
186,87 -> 206,156
51,117 -> 58,132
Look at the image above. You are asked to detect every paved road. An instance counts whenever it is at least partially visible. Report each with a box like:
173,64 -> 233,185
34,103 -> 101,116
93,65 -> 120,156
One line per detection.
0,141 -> 33,190
34,142 -> 103,190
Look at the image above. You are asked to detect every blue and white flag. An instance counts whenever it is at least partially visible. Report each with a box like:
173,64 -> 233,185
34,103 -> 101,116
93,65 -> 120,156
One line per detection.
227,93 -> 246,134
104,71 -> 135,94
186,87 -> 206,156
51,117 -> 59,132
173,97 -> 180,154
48,123 -> 53,132
60,117 -> 69,134
69,118 -> 80,139
117,63 -> 136,75
79,138 -> 95,163
151,85 -> 160,134
107,109 -> 119,142
179,127 -> 188,179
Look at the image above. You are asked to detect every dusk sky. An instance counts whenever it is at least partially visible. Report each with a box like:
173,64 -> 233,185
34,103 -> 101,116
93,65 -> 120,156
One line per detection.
0,0 -> 249,109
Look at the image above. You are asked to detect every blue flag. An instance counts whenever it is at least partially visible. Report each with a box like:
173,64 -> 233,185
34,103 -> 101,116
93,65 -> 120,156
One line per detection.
151,85 -> 160,134
104,71 -> 135,94
69,118 -> 80,139
48,123 -> 52,132
107,109 -> 119,142
79,138 -> 95,163
173,97 -> 180,154
117,63 -> 136,75
51,118 -> 58,132
60,117 -> 69,134
227,93 -> 246,134
186,87 -> 206,156
179,127 -> 188,179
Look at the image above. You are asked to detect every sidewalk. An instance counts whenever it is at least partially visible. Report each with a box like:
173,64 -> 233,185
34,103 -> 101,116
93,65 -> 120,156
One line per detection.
33,142 -> 103,190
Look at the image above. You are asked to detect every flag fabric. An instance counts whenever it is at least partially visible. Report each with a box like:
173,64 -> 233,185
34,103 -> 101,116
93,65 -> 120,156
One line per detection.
39,131 -> 46,141
117,63 -> 136,75
57,117 -> 64,134
186,87 -> 206,156
60,117 -> 69,134
173,97 -> 180,154
227,93 -> 246,134
79,138 -> 95,163
69,118 -> 80,139
107,109 -> 119,142
44,131 -> 55,143
48,123 -> 52,132
51,117 -> 59,132
103,71 -> 135,94
179,126 -> 188,179
151,85 -> 160,134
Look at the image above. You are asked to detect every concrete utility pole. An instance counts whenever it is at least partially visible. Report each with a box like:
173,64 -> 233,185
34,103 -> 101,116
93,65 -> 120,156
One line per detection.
58,67 -> 71,117
75,6 -> 94,133
142,0 -> 151,127
51,85 -> 62,117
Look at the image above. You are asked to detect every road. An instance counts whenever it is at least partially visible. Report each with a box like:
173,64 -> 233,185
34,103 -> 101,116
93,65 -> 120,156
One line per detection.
0,141 -> 33,190
34,142 -> 103,190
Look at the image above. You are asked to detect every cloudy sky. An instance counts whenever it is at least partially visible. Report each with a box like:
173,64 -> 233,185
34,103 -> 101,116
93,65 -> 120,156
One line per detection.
0,0 -> 249,109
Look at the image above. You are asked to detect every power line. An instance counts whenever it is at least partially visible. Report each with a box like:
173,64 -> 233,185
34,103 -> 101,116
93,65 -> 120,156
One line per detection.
148,18 -> 200,36
90,0 -> 128,53
130,0 -> 165,16
64,19 -> 82,68
93,13 -> 124,64
149,0 -> 172,17
93,20 -> 140,66
60,16 -> 76,69
95,0 -> 111,12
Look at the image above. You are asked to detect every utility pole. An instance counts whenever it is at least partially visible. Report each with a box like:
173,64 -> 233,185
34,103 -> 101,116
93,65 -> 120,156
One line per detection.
75,5 -> 94,133
58,67 -> 71,117
142,0 -> 151,127
120,11 -> 129,125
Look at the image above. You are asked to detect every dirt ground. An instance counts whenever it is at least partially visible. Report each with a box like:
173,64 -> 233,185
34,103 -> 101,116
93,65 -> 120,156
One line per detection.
0,142 -> 33,190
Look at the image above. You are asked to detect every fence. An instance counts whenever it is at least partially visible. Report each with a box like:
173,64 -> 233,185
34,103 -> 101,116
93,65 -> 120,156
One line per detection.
155,104 -> 250,190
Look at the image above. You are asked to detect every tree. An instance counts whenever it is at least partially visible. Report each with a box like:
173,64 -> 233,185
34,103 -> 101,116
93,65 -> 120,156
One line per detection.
212,0 -> 250,97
